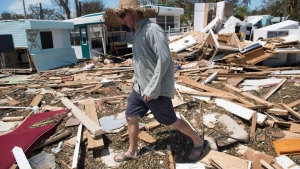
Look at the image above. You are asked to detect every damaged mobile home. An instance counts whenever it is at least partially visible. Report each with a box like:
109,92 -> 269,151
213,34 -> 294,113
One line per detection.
0,19 -> 77,73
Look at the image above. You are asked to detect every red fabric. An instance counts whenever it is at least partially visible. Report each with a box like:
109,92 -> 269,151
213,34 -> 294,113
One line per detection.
0,109 -> 69,169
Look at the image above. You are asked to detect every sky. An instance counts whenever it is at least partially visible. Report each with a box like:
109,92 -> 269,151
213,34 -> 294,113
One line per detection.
0,0 -> 262,16
0,0 -> 120,15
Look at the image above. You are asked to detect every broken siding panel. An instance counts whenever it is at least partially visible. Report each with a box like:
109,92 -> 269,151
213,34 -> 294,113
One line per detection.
51,29 -> 63,49
32,48 -> 77,72
0,21 -> 31,47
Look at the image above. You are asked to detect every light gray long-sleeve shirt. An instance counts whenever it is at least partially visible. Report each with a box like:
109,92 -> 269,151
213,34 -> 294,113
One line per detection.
131,18 -> 174,99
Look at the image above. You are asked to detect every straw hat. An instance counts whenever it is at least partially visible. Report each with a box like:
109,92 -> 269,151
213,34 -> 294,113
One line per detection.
103,0 -> 157,28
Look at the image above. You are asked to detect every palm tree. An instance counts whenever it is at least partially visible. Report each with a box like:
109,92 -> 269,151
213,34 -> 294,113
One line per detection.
271,0 -> 284,22
240,0 -> 251,6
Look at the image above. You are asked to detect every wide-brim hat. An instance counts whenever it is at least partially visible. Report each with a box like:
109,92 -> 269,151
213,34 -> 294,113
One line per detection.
103,0 -> 157,28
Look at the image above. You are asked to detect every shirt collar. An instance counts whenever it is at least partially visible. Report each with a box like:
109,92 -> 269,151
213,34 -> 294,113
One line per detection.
136,18 -> 149,28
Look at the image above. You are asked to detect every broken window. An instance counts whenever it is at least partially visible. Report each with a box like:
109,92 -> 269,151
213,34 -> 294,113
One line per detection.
40,31 -> 54,49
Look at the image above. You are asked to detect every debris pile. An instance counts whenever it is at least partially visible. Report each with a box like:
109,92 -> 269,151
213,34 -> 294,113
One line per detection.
1,30 -> 300,169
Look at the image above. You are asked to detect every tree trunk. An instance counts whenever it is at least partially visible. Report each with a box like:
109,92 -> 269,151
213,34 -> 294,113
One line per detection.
75,0 -> 80,17
59,0 -> 71,19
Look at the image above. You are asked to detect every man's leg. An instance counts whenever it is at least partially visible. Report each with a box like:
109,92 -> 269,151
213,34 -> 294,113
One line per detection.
114,116 -> 140,160
168,118 -> 204,159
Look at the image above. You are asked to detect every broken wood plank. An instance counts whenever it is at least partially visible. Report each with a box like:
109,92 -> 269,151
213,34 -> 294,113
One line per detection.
209,159 -> 222,169
279,103 -> 300,119
250,112 -> 257,138
144,120 -> 160,130
29,94 -> 44,107
263,79 -> 286,100
84,99 -> 104,149
167,145 -> 175,169
290,123 -> 300,133
72,123 -> 82,169
260,159 -> 274,169
179,76 -> 235,97
64,131 -> 88,147
215,99 -> 267,125
1,116 -> 24,122
266,108 -> 288,116
85,84 -> 103,94
200,150 -> 248,169
287,99 -> 300,108
178,90 -> 237,99
34,130 -> 72,150
60,97 -> 106,137
225,84 -> 274,108
138,131 -> 156,143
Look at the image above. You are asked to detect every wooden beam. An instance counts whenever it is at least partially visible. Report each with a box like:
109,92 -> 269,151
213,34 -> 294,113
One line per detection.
225,84 -> 274,108
263,79 -> 286,100
167,145 -> 175,169
179,76 -> 234,97
266,108 -> 288,116
1,116 -> 24,122
85,84 -> 103,94
29,94 -> 44,107
279,103 -> 300,119
84,99 -> 104,149
138,131 -> 156,143
34,130 -> 72,150
200,150 -> 248,169
250,112 -> 257,138
178,90 -> 238,99
60,97 -> 105,137
287,99 -> 300,108
144,120 -> 160,130
72,123 -> 83,169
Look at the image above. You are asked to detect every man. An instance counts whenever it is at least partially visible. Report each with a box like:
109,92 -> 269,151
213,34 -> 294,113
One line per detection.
104,0 -> 208,162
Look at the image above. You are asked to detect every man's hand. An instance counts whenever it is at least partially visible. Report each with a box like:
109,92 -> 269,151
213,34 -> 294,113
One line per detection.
143,95 -> 152,101
131,82 -> 134,89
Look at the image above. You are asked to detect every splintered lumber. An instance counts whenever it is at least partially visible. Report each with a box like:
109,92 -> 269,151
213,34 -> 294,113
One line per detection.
207,73 -> 268,79
209,159 -> 222,169
263,79 -> 286,100
138,131 -> 156,143
178,90 -> 237,99
238,145 -> 274,169
260,159 -> 274,169
266,108 -> 288,116
290,123 -> 300,133
65,131 -> 88,147
225,84 -> 274,108
85,84 -> 103,94
215,99 -> 267,125
34,130 -> 72,150
72,123 -> 82,169
60,97 -> 105,137
167,145 -> 175,169
12,146 -> 31,169
84,99 -> 104,149
279,103 -> 300,119
273,139 -> 300,155
287,99 -> 300,108
144,120 -> 160,130
179,76 -> 234,97
1,116 -> 24,122
29,94 -> 44,107
200,150 -> 248,169
250,112 -> 257,138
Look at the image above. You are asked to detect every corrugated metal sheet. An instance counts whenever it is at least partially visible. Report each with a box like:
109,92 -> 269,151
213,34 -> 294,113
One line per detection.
32,48 -> 77,72
0,20 -> 30,47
